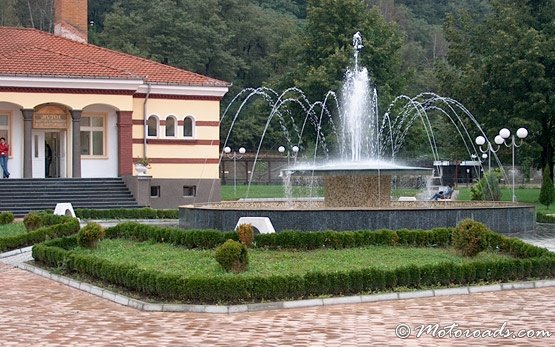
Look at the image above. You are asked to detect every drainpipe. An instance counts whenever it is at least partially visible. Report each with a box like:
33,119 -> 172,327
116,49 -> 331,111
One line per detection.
143,80 -> 151,159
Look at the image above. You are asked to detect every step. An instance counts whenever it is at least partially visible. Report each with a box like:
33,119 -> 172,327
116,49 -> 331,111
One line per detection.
0,177 -> 143,216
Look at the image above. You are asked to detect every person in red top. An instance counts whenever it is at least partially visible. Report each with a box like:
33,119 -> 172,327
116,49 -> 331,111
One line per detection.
0,137 -> 10,178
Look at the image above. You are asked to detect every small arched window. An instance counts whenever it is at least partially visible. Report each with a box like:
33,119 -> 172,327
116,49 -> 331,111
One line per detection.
183,116 -> 194,138
165,116 -> 176,137
147,115 -> 158,137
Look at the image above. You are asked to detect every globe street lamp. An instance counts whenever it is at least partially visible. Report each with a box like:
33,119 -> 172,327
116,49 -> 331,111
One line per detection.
475,134 -> 504,171
278,145 -> 300,165
224,146 -> 246,194
498,127 -> 528,202
471,153 -> 489,179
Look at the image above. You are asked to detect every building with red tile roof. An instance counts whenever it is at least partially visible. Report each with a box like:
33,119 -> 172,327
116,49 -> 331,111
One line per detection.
0,0 -> 230,208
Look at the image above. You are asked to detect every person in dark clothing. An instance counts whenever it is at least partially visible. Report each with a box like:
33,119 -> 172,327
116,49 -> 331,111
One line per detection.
45,143 -> 52,177
431,184 -> 454,200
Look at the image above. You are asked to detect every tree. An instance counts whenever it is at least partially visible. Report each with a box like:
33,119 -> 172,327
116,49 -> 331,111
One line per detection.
0,0 -> 20,26
270,0 -> 406,152
14,0 -> 52,31
98,0 -> 240,81
438,0 -> 555,181
539,165 -> 554,208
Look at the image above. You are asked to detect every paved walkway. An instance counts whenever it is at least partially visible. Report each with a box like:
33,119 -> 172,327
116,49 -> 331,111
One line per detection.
1,224 -> 554,346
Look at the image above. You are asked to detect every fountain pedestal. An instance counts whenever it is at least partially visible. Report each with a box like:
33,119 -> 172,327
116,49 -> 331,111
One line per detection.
324,175 -> 391,207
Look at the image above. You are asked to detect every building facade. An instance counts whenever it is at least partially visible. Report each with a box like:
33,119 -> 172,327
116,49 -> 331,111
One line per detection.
0,1 -> 229,208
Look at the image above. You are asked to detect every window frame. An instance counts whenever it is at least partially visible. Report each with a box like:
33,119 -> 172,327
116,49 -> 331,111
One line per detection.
0,111 -> 11,158
165,115 -> 177,138
147,115 -> 159,138
183,115 -> 195,139
80,112 -> 107,158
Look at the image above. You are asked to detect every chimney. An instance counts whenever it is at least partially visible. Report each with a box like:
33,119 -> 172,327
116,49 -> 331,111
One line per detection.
53,0 -> 88,43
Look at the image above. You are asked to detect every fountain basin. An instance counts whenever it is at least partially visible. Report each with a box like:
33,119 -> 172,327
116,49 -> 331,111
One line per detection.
179,200 -> 535,234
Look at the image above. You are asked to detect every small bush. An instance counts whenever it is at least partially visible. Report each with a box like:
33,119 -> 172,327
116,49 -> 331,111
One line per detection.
236,223 -> 254,247
214,239 -> 248,273
452,219 -> 489,257
0,211 -> 14,225
77,222 -> 106,248
23,212 -> 42,231
470,170 -> 501,201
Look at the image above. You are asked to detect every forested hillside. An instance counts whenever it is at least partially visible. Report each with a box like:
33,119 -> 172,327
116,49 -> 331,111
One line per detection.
0,0 -> 488,93
1,0 -> 552,173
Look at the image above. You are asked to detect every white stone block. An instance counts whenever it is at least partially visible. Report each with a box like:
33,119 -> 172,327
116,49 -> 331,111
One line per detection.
54,202 -> 76,218
235,217 -> 276,234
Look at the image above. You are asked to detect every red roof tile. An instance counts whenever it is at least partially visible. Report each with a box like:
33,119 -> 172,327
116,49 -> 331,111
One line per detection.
0,26 -> 230,87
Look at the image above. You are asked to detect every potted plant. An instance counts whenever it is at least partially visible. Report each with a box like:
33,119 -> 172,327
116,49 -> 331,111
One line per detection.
134,157 -> 150,176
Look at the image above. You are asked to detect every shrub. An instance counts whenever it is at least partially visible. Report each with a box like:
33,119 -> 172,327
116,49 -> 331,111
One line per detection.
23,212 -> 42,231
77,222 -> 106,248
236,223 -> 254,247
0,211 -> 14,224
539,166 -> 554,208
537,211 -> 555,223
214,239 -> 248,273
452,219 -> 489,257
470,170 -> 501,201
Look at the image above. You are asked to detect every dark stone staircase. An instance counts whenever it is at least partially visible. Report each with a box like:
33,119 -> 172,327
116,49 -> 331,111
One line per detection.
0,178 -> 143,217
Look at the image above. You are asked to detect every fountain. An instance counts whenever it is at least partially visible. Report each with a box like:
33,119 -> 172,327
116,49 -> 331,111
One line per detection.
179,32 -> 535,233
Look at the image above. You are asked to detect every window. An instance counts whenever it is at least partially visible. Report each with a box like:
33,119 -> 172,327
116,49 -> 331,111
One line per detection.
183,116 -> 194,138
183,186 -> 196,197
147,115 -> 158,137
80,114 -> 105,156
165,116 -> 176,137
0,113 -> 10,145
150,186 -> 161,198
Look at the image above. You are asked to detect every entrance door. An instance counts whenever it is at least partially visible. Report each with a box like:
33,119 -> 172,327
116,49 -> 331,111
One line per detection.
45,132 -> 60,178
32,131 -> 65,178
32,132 -> 45,178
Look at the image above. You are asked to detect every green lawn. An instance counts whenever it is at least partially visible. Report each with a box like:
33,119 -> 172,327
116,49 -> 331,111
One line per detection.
0,223 -> 27,238
221,184 -> 554,213
76,239 -> 511,278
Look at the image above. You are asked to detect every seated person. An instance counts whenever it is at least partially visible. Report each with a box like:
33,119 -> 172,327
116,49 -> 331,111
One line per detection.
431,185 -> 454,200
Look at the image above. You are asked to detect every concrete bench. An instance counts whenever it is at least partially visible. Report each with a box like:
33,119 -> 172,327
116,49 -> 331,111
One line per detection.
235,217 -> 276,234
398,196 -> 417,201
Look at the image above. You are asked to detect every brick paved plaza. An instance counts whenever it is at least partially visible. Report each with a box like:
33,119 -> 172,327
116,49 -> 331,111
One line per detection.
1,224 -> 554,346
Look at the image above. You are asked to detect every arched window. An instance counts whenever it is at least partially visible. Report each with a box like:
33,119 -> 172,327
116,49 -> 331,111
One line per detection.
147,115 -> 158,137
183,116 -> 194,138
165,116 -> 176,137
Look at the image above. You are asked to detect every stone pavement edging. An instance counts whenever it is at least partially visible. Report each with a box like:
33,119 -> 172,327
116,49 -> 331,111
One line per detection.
0,246 -> 33,259
13,261 -> 555,314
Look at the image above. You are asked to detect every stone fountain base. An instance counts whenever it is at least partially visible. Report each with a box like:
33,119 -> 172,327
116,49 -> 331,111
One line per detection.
179,200 -> 535,234
324,175 -> 391,207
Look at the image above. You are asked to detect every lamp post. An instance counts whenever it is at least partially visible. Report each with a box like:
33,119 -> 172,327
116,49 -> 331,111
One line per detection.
223,146 -> 246,194
498,127 -> 528,202
466,168 -> 471,186
278,145 -> 300,165
475,134 -> 504,171
471,153 -> 488,179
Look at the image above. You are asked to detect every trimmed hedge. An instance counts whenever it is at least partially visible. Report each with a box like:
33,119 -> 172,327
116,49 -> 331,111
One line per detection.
255,228 -> 450,250
31,224 -> 555,304
75,208 -> 178,220
537,211 -> 555,223
105,222 -> 236,249
0,213 -> 80,252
